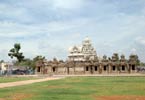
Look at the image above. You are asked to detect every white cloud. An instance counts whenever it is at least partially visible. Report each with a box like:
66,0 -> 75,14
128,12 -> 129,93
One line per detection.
131,48 -> 137,54
135,36 -> 145,46
0,17 -> 93,38
52,0 -> 84,10
0,0 -> 145,62
0,21 -> 38,37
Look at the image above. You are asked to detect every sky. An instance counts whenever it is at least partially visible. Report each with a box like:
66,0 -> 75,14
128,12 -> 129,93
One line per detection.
0,0 -> 145,62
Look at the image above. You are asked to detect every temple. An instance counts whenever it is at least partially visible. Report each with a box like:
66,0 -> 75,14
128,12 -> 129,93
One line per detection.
68,37 -> 97,62
35,37 -> 139,75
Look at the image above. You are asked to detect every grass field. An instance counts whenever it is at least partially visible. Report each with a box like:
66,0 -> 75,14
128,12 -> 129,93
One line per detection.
0,77 -> 39,83
0,76 -> 145,100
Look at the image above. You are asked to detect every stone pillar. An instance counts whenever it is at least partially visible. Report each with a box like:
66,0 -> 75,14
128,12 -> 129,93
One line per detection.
128,64 -> 131,74
84,66 -> 85,74
99,64 -> 102,74
109,64 -> 111,74
107,65 -> 109,74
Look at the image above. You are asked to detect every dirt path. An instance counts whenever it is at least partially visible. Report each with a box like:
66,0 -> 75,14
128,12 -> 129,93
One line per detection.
0,77 -> 64,89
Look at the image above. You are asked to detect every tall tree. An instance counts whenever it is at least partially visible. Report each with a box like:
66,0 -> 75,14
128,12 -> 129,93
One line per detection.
8,43 -> 24,62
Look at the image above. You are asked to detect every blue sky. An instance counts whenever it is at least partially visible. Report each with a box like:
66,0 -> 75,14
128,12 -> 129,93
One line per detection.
0,0 -> 145,62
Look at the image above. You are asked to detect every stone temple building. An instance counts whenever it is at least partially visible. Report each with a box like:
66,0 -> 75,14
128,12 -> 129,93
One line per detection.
68,37 -> 97,62
35,37 -> 139,75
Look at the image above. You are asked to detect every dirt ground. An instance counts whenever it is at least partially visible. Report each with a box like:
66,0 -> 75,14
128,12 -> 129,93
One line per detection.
94,95 -> 145,100
0,77 -> 64,89
0,93 -> 32,100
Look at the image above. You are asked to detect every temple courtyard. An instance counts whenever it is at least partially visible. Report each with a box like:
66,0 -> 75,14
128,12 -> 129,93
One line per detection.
0,75 -> 145,100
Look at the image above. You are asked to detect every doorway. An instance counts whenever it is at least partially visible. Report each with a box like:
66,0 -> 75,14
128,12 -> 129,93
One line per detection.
104,66 -> 107,71
112,66 -> 116,71
132,65 -> 135,70
122,65 -> 125,71
52,67 -> 56,72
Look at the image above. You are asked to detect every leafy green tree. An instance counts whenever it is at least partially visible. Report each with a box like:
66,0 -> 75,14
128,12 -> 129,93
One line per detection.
14,56 -> 45,70
0,60 -> 4,63
8,43 -> 24,62
33,56 -> 45,61
140,62 -> 145,66
15,58 -> 32,66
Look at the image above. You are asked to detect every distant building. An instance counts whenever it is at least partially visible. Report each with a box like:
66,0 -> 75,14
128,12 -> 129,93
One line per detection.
0,62 -> 12,75
0,62 -> 7,71
35,37 -> 139,75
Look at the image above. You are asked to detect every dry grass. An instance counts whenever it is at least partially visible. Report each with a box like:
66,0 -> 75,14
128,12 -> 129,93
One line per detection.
2,93 -> 33,100
94,95 -> 145,100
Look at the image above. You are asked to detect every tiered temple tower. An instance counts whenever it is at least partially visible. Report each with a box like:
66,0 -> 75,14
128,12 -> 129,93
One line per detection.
68,37 -> 97,62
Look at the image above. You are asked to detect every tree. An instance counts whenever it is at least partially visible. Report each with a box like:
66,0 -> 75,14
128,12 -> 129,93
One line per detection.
33,56 -> 45,62
0,60 -> 4,63
33,55 -> 45,69
15,58 -> 32,67
140,62 -> 145,66
8,43 -> 24,62
14,56 -> 45,71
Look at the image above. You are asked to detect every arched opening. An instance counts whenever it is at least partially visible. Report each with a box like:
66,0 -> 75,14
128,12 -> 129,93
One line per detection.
52,67 -> 56,72
104,66 -> 107,71
95,66 -> 98,71
86,66 -> 89,71
132,65 -> 135,70
112,66 -> 116,71
122,65 -> 125,71
37,67 -> 41,72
